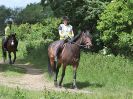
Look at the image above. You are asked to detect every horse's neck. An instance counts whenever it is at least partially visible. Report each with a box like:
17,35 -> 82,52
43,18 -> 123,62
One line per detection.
70,35 -> 82,50
75,35 -> 82,45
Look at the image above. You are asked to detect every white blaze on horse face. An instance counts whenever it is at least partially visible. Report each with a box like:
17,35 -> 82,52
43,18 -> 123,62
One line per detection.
11,40 -> 14,46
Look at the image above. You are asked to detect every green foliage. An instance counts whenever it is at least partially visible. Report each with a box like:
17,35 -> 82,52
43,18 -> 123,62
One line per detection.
14,17 -> 61,56
14,23 -> 30,40
15,17 -> 61,40
0,6 -> 11,34
0,85 -> 133,99
97,0 -> 133,55
41,17 -> 61,40
41,0 -> 106,32
17,3 -> 45,24
13,87 -> 26,99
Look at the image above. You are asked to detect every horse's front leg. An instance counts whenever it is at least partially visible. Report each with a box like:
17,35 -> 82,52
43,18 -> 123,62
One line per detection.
72,65 -> 78,89
13,52 -> 16,64
59,64 -> 66,87
8,52 -> 12,64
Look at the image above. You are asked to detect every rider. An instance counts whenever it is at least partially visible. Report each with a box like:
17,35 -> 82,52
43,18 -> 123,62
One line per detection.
58,16 -> 74,40
4,19 -> 18,51
54,16 -> 74,62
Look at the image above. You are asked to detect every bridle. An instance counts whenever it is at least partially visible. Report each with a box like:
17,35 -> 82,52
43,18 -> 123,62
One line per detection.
71,35 -> 89,48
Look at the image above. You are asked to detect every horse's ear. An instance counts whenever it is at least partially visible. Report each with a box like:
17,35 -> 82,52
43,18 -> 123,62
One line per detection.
81,32 -> 85,36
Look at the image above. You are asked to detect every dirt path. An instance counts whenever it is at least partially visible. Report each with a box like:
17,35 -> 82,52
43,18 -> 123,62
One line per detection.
0,62 -> 92,94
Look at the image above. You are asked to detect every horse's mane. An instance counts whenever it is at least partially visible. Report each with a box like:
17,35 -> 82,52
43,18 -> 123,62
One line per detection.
9,33 -> 16,38
73,32 -> 82,42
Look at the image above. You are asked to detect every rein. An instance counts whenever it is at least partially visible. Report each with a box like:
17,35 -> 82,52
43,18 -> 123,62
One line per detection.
72,42 -> 87,47
71,37 -> 87,48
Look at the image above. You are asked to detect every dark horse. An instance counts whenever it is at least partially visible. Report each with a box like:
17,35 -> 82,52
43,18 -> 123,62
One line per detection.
2,34 -> 18,64
48,32 -> 92,89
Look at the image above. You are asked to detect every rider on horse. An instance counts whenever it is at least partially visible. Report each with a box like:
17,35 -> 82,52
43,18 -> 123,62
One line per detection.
59,16 -> 74,40
4,18 -> 18,51
54,16 -> 74,61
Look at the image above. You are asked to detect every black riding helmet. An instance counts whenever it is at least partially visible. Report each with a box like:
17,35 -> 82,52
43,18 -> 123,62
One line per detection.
62,16 -> 70,22
5,17 -> 13,25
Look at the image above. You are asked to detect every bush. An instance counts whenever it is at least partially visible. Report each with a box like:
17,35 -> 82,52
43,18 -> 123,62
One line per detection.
97,0 -> 133,55
41,17 -> 61,40
14,17 -> 61,56
41,0 -> 107,32
14,23 -> 31,41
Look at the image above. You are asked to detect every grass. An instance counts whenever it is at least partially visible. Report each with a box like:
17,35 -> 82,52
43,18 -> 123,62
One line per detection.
0,64 -> 26,77
0,40 -> 133,98
17,43 -> 133,95
0,86 -> 132,99
57,52 -> 133,93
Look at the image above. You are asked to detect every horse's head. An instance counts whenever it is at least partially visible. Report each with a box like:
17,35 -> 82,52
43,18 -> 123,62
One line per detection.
80,31 -> 92,49
8,33 -> 16,46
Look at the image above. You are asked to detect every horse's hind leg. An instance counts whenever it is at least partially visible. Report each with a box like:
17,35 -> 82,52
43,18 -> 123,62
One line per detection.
8,52 -> 12,64
54,63 -> 61,87
49,57 -> 58,87
72,65 -> 78,89
13,52 -> 16,64
59,64 -> 66,87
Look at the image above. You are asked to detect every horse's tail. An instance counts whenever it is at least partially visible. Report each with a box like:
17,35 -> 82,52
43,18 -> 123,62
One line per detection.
48,55 -> 53,76
2,38 -> 7,62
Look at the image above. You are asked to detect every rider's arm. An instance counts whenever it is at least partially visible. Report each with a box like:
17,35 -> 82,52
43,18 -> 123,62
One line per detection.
68,26 -> 74,38
58,24 -> 66,38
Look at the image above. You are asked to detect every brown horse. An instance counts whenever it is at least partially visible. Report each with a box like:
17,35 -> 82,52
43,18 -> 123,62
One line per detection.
48,32 -> 92,89
2,34 -> 18,64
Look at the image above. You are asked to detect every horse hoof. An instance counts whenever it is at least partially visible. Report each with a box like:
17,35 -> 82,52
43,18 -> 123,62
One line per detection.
58,85 -> 62,88
71,85 -> 78,90
54,84 -> 58,87
54,82 -> 58,87
74,87 -> 78,90
9,62 -> 12,65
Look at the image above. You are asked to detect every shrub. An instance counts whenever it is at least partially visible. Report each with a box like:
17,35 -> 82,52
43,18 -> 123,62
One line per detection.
14,23 -> 31,41
97,0 -> 133,55
41,17 -> 61,40
14,17 -> 61,56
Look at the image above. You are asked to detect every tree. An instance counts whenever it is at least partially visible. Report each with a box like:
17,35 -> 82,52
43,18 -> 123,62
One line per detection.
0,5 -> 11,34
41,0 -> 108,33
10,8 -> 22,24
97,0 -> 133,55
18,3 -> 45,24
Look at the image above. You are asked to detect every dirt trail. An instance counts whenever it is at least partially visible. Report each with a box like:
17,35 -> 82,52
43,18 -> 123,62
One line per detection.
0,62 -> 92,94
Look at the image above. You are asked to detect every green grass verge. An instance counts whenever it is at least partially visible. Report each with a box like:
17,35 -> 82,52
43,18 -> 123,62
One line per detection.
0,86 -> 132,99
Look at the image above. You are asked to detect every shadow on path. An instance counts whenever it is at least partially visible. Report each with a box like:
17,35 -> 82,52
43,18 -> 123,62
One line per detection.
64,81 -> 104,89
